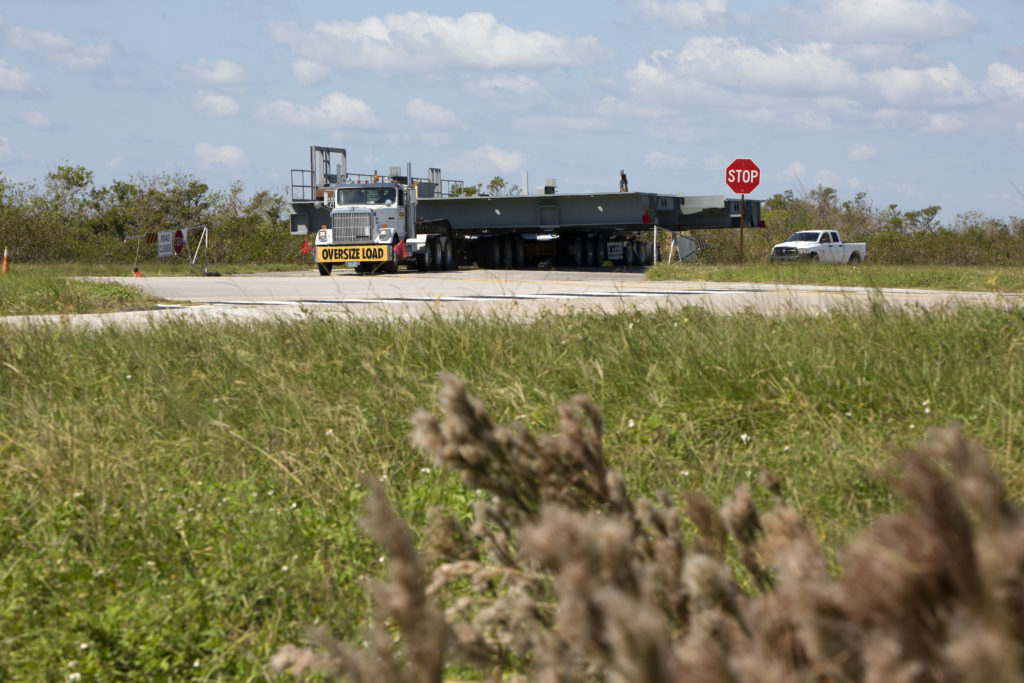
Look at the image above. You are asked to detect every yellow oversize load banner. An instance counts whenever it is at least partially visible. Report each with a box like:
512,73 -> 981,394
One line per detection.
317,245 -> 389,263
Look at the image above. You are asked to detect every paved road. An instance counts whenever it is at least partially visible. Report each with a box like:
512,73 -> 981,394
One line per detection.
6,267 -> 1023,328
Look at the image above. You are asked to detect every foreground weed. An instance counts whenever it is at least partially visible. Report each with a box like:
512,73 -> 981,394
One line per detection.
275,376 -> 1024,682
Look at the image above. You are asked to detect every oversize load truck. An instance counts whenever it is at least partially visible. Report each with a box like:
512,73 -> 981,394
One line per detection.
289,146 -> 763,275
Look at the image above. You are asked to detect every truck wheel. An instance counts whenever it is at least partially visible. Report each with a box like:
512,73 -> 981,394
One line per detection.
440,236 -> 454,270
592,235 -> 605,267
810,253 -> 819,263
499,235 -> 512,269
581,235 -> 595,267
849,252 -> 861,264
511,236 -> 525,269
624,241 -> 636,267
317,263 -> 333,276
429,237 -> 443,271
571,237 -> 583,268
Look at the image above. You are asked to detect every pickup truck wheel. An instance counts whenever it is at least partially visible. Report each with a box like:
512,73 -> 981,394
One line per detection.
849,252 -> 861,264
810,253 -> 819,263
317,263 -> 333,276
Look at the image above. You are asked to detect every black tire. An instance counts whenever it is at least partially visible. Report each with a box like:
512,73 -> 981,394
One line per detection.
355,261 -> 372,274
849,252 -> 861,264
571,236 -> 583,267
429,237 -> 442,271
317,262 -> 333,276
581,235 -> 595,267
591,235 -> 605,267
623,241 -> 636,267
499,235 -> 512,269
440,236 -> 454,271
511,235 -> 525,269
810,253 -> 820,263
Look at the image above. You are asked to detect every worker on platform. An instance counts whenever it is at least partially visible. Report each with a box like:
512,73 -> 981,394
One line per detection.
619,170 -> 628,192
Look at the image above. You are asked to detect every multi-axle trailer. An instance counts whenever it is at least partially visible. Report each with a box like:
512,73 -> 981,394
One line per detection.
288,146 -> 762,274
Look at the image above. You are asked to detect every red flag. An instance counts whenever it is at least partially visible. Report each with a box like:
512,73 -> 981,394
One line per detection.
394,239 -> 407,260
301,238 -> 310,255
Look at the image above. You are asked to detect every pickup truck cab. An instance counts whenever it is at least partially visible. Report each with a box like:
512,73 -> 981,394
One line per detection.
770,230 -> 866,264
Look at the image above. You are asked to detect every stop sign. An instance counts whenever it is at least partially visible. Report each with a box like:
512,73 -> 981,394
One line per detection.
173,229 -> 185,255
726,159 -> 760,194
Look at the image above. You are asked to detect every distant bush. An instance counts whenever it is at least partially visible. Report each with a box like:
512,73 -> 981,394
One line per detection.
690,185 -> 1024,266
0,166 -> 307,266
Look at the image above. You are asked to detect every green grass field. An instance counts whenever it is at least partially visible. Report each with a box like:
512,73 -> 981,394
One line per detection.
648,262 -> 1024,292
2,304 -> 1024,678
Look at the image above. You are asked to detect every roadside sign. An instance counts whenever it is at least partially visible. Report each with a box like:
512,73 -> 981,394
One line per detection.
173,229 -> 185,255
726,159 -> 760,194
157,230 -> 173,258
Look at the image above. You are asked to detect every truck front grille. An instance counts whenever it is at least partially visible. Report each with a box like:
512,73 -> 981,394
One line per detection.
331,213 -> 373,243
773,247 -> 796,256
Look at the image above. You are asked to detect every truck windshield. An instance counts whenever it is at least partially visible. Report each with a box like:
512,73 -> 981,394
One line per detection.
787,232 -> 820,242
337,187 -> 397,206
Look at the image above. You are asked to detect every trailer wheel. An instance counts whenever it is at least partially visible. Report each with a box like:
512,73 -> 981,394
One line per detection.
428,237 -> 443,271
511,236 -> 525,269
440,236 -> 454,270
483,237 -> 500,269
581,235 -> 595,267
317,262 -> 333,276
570,236 -> 583,268
592,235 -> 606,267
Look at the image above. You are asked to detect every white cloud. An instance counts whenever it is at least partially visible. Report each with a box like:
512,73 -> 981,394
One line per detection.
292,59 -> 330,85
270,12 -> 602,71
467,74 -> 541,98
815,169 -> 842,186
18,110 -> 51,128
106,156 -> 123,169
193,91 -> 240,117
405,98 -> 460,127
514,115 -> 609,133
644,151 -> 689,169
0,136 -> 12,160
629,0 -> 728,27
629,37 -> 859,97
181,58 -> 245,84
0,60 -> 33,92
865,63 -> 979,105
456,144 -> 525,173
194,143 -> 247,168
783,161 -> 808,185
798,110 -> 833,129
847,143 -> 876,161
257,92 -> 380,129
922,112 -> 965,133
988,63 -> 1024,101
6,25 -> 113,70
808,0 -> 977,42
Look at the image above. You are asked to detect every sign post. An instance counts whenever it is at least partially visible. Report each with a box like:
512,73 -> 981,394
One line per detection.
726,159 -> 760,264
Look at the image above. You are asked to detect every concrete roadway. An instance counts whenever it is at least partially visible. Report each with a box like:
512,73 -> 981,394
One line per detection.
5,267 -> 1024,328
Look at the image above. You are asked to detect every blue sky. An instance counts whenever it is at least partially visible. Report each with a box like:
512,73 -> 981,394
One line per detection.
1,0 -> 1022,220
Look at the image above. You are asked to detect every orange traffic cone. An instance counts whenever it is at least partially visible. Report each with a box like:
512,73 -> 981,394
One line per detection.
1,246 -> 8,274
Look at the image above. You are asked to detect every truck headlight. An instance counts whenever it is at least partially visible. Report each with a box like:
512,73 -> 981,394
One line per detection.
377,227 -> 393,242
317,228 -> 329,244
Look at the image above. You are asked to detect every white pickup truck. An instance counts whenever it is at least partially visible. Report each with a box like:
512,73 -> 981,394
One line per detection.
770,230 -> 866,264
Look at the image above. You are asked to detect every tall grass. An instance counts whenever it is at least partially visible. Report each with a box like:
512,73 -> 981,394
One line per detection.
1,306 -> 1023,678
0,270 -> 158,315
